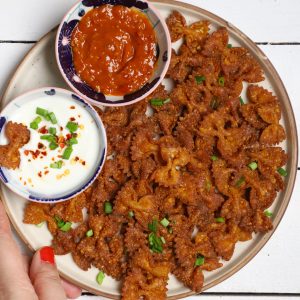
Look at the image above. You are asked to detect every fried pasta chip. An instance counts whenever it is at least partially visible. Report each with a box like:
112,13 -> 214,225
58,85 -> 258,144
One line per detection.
0,121 -> 30,169
22,11 -> 287,299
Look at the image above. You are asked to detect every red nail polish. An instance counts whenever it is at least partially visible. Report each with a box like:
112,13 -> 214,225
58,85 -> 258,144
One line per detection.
40,246 -> 55,265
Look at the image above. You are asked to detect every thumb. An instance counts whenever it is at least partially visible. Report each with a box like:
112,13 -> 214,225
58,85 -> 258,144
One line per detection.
29,246 -> 67,300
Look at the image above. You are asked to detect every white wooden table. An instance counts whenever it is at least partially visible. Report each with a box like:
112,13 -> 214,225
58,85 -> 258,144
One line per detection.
1,1 -> 299,299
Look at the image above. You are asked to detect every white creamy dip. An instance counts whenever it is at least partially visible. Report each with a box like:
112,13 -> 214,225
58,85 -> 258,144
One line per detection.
0,95 -> 101,197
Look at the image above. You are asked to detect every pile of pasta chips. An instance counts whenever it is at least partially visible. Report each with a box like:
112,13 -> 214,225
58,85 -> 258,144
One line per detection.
23,10 -> 287,299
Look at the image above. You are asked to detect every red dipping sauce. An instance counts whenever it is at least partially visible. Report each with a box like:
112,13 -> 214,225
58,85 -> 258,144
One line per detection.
71,4 -> 157,96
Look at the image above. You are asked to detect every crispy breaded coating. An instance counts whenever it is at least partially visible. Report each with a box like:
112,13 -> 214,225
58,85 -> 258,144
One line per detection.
0,121 -> 30,169
23,11 -> 287,299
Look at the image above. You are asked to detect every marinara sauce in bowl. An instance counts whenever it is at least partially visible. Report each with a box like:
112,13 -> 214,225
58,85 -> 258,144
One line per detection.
56,0 -> 171,107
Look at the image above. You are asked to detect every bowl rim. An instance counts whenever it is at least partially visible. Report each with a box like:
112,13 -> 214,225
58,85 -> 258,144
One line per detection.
0,86 -> 107,203
55,0 -> 172,107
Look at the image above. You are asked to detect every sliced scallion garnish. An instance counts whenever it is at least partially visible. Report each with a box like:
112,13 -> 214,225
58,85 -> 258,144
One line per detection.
60,222 -> 72,232
218,76 -> 225,87
195,255 -> 205,267
236,176 -> 245,187
160,218 -> 170,228
195,75 -> 206,84
66,121 -> 78,133
48,112 -> 58,124
277,167 -> 288,177
50,160 -> 63,169
36,107 -> 49,118
49,127 -> 57,135
96,271 -> 105,285
215,217 -> 225,223
128,211 -> 134,218
86,229 -> 94,237
248,162 -> 258,170
62,146 -> 73,160
211,155 -> 218,161
264,210 -> 273,217
104,201 -> 113,214
239,97 -> 245,105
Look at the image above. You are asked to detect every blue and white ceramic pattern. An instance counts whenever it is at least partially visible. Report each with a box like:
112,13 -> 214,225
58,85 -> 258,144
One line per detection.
55,0 -> 171,107
0,87 -> 107,203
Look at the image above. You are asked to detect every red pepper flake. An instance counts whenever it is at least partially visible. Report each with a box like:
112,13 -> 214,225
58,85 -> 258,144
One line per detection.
38,143 -> 45,150
58,155 -> 62,158
66,133 -> 72,140
82,161 -> 86,166
70,105 -> 75,109
30,150 -> 40,159
75,156 -> 80,161
41,151 -> 47,156
51,157 -> 55,161
38,171 -> 42,178
72,133 -> 78,138
70,117 -> 76,121
44,170 -> 49,175
38,126 -> 48,134
78,115 -> 81,118
24,150 -> 29,156
59,143 -> 65,149
60,126 -> 63,131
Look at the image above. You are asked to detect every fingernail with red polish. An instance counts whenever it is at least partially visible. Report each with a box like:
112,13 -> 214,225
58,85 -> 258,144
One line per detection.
40,246 -> 55,265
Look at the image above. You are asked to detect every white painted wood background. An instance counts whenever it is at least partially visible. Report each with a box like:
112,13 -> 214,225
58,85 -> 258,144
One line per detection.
0,0 -> 299,299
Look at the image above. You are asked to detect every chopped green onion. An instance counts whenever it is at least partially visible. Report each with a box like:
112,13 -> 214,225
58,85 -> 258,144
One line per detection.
104,201 -> 113,214
215,217 -> 225,223
40,135 -> 56,142
277,167 -> 288,177
150,98 -> 171,106
36,107 -> 49,118
33,116 -> 42,124
68,137 -> 78,145
248,161 -> 258,170
195,75 -> 206,84
210,97 -> 219,110
264,210 -> 273,217
163,98 -> 171,104
211,155 -> 218,161
236,176 -> 245,187
148,232 -> 163,253
48,112 -> 58,124
206,180 -> 211,192
195,255 -> 205,267
128,211 -> 134,218
160,218 -> 170,227
239,97 -> 245,105
66,121 -> 78,133
49,127 -> 57,135
54,216 -> 65,228
36,222 -> 44,228
30,122 -> 39,130
49,142 -> 58,150
168,227 -> 173,234
86,229 -> 94,237
161,236 -> 166,244
148,219 -> 158,233
50,160 -> 63,169
227,43 -> 232,48
60,222 -> 72,232
96,271 -> 105,285
218,76 -> 225,87
62,146 -> 73,160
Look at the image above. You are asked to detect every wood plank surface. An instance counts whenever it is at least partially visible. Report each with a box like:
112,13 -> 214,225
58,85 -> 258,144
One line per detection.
0,0 -> 300,42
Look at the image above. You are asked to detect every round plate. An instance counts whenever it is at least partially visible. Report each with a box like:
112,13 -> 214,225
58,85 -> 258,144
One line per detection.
0,0 -> 297,299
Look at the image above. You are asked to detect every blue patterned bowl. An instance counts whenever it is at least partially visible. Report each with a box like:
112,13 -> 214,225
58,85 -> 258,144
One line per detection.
55,0 -> 171,107
0,87 -> 107,203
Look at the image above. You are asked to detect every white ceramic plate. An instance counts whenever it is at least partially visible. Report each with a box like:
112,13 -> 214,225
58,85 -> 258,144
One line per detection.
0,1 -> 297,299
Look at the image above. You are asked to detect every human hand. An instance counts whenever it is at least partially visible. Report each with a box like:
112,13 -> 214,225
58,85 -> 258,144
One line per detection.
0,200 -> 82,300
